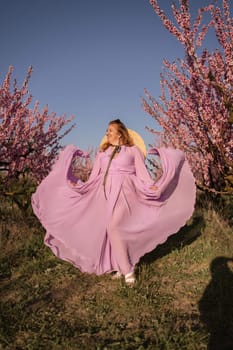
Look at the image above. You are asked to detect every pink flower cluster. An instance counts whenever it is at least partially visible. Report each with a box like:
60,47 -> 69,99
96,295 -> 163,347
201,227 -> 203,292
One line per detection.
144,0 -> 233,193
0,66 -> 75,186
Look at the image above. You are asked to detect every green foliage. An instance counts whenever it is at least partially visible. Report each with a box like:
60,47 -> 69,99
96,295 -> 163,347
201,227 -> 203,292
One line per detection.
0,196 -> 232,349
0,174 -> 36,214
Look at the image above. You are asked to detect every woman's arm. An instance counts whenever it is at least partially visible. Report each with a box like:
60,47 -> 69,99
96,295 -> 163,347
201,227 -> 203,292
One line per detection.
133,146 -> 155,186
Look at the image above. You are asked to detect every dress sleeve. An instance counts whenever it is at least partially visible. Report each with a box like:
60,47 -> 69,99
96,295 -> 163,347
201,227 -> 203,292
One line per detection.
67,149 -> 101,190
133,146 -> 154,186
87,151 -> 101,182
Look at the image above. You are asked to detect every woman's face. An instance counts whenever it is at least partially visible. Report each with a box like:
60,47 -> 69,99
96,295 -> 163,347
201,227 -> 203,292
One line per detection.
106,124 -> 121,145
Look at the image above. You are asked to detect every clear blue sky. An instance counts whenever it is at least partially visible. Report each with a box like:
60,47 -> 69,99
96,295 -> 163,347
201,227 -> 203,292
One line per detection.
0,0 -> 226,150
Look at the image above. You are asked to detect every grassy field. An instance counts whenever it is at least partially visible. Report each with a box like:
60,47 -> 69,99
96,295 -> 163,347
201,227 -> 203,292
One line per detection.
0,194 -> 232,350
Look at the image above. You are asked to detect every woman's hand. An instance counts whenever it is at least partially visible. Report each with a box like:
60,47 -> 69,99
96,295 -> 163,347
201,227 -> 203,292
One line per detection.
69,180 -> 78,187
150,184 -> 158,191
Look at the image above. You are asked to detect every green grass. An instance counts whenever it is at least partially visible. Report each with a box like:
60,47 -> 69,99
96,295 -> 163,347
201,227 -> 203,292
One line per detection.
0,195 -> 232,350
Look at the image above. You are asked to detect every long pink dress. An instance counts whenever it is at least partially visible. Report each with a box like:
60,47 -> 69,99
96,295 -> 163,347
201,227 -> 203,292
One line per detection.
31,144 -> 196,275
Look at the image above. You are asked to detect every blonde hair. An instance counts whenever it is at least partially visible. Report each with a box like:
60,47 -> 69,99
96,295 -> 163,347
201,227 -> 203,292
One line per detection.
101,119 -> 134,151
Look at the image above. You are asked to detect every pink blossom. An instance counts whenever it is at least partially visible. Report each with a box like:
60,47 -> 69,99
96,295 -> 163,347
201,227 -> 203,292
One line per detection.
144,0 -> 233,194
0,66 -> 75,187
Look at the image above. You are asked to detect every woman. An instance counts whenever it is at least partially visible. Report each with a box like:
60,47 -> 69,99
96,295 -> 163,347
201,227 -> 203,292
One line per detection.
32,119 -> 196,285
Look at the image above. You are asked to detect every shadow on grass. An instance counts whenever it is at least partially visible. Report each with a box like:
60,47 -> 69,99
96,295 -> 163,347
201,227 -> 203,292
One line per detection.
198,256 -> 233,350
139,214 -> 205,265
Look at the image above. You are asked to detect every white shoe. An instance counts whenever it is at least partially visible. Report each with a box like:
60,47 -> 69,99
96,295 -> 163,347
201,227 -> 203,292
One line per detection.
112,271 -> 122,280
125,272 -> 136,286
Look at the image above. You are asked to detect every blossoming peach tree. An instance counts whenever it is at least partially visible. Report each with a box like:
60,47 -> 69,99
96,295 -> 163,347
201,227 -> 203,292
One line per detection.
143,0 -> 233,195
0,66 -> 75,210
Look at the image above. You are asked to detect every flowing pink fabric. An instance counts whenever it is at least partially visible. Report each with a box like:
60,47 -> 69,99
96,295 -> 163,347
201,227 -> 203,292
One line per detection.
31,145 -> 196,275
